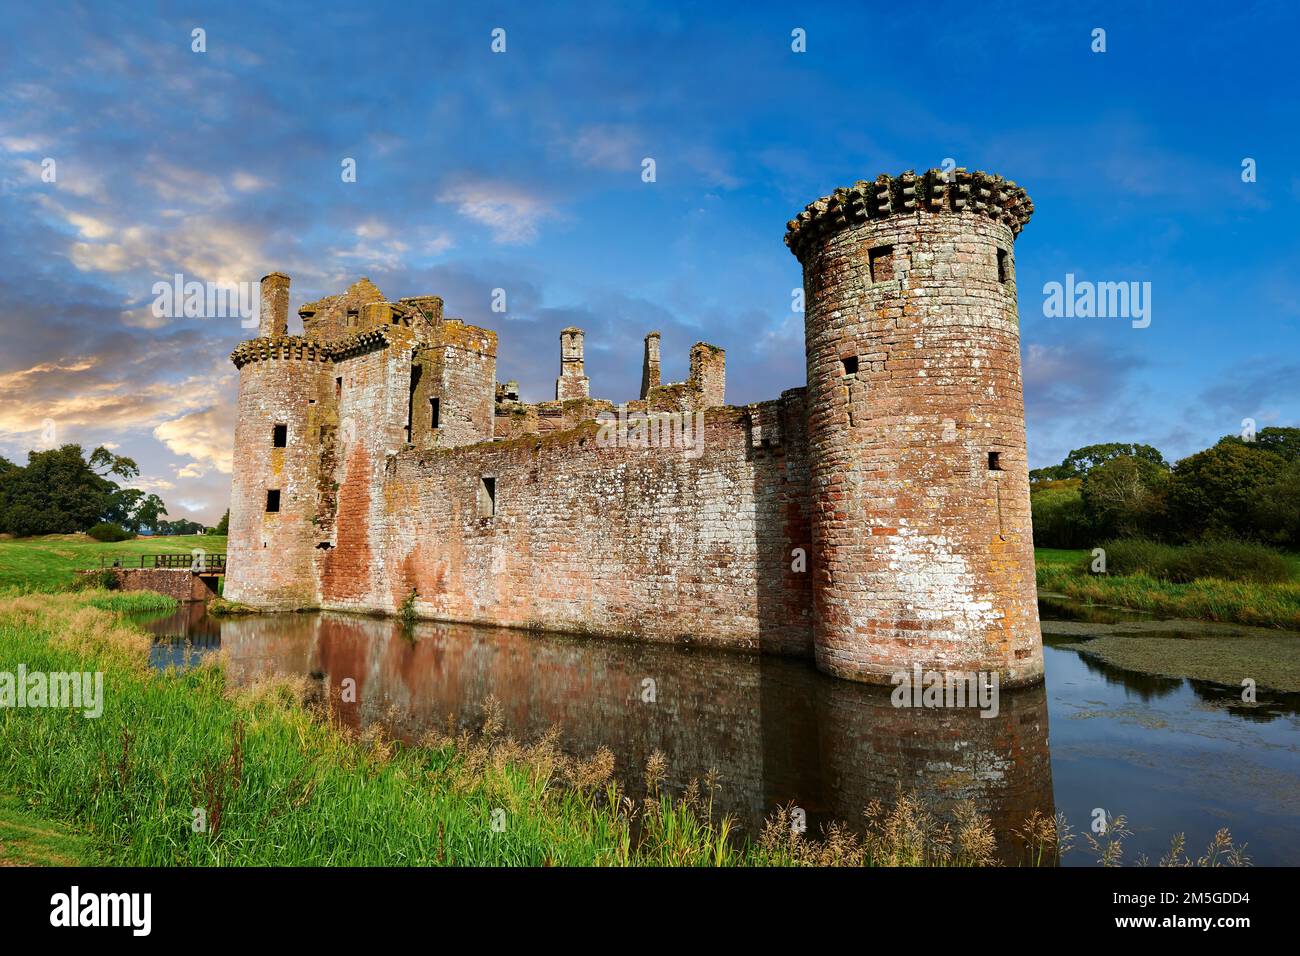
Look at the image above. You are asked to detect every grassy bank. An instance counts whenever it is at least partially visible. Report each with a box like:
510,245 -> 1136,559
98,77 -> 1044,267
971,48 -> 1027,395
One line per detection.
0,534 -> 226,592
0,793 -> 98,866
0,590 -> 1041,867
1036,548 -> 1300,630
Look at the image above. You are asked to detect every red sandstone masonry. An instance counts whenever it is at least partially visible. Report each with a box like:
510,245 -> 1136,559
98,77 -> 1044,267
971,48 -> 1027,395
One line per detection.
790,171 -> 1042,686
224,169 -> 1044,685
321,401 -> 813,656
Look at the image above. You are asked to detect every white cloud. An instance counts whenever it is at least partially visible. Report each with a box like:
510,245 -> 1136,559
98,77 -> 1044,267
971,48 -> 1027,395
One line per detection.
0,136 -> 44,153
568,123 -> 640,171
232,171 -> 269,192
438,177 -> 556,244
154,404 -> 235,475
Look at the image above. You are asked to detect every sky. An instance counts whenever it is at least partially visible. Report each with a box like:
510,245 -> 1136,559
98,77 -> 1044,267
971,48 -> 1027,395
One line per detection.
0,0 -> 1297,526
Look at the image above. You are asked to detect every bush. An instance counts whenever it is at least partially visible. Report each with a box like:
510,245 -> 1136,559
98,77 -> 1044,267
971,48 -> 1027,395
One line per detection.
87,522 -> 134,542
71,569 -> 121,591
1093,537 -> 1292,585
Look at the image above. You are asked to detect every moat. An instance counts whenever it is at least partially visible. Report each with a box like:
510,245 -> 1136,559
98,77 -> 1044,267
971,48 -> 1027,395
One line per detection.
138,602 -> 1300,866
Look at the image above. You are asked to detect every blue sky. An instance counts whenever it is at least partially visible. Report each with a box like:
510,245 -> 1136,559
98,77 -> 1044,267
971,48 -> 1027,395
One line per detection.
1,0 -> 1297,524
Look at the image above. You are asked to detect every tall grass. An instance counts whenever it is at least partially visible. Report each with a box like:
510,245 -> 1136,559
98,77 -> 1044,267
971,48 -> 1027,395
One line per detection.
1037,564 -> 1300,630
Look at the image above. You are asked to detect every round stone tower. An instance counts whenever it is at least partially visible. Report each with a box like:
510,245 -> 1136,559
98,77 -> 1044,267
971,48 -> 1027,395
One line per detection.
224,273 -> 324,609
786,169 -> 1042,687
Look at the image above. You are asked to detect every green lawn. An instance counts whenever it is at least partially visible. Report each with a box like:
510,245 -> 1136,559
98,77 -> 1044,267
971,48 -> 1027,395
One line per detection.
1034,548 -> 1090,569
0,793 -> 97,866
0,534 -> 226,592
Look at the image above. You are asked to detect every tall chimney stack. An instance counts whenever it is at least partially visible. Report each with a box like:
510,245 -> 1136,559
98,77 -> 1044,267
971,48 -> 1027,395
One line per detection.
640,331 -> 661,399
556,327 -> 590,400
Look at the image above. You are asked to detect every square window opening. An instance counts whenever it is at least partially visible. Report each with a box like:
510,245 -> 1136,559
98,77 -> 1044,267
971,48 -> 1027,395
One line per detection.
987,451 -> 1003,471
265,489 -> 281,513
869,244 -> 894,283
842,355 -> 859,376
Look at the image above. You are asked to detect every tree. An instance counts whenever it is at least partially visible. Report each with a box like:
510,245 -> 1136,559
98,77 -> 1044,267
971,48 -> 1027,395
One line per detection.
0,445 -> 169,538
130,494 -> 168,532
1167,442 -> 1286,541
1219,426 -> 1300,463
1250,459 -> 1300,547
215,509 -> 230,535
1081,455 -> 1169,538
1032,442 -> 1168,482
104,488 -> 169,532
1030,479 -> 1093,548
88,446 -> 139,480
0,445 -> 116,534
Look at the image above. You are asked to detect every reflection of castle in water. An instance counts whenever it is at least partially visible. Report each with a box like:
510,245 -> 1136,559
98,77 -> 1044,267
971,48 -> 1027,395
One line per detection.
214,612 -> 1054,855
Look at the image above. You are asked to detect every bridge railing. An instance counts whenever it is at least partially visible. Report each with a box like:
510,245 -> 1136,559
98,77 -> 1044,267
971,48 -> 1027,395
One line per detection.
97,553 -> 228,573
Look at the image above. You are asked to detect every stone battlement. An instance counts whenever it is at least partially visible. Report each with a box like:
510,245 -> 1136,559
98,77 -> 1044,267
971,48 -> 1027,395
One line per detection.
784,168 -> 1034,261
224,168 -> 1045,687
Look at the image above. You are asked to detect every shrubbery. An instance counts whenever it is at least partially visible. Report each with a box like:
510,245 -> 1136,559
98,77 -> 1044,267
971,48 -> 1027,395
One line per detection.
71,568 -> 121,591
1093,537 -> 1292,585
86,522 -> 134,542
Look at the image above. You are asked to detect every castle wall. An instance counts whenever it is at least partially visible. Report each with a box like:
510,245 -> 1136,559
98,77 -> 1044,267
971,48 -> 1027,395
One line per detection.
317,395 -> 813,655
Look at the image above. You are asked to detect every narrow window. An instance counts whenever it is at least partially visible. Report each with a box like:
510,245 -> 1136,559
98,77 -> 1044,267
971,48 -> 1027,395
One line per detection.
988,452 -> 1003,471
335,376 -> 342,398
869,244 -> 894,283
265,489 -> 281,513
272,423 -> 287,447
842,355 -> 859,376
997,248 -> 1009,284
478,476 -> 496,518
391,314 -> 400,325
405,365 -> 422,443
430,396 -> 440,428
346,309 -> 358,327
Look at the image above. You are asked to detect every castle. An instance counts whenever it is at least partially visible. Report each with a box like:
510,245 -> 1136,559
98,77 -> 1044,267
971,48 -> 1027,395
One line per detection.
225,168 -> 1043,687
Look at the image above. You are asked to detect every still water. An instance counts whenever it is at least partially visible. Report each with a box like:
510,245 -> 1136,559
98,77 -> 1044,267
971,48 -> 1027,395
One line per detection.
138,601 -> 1300,865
